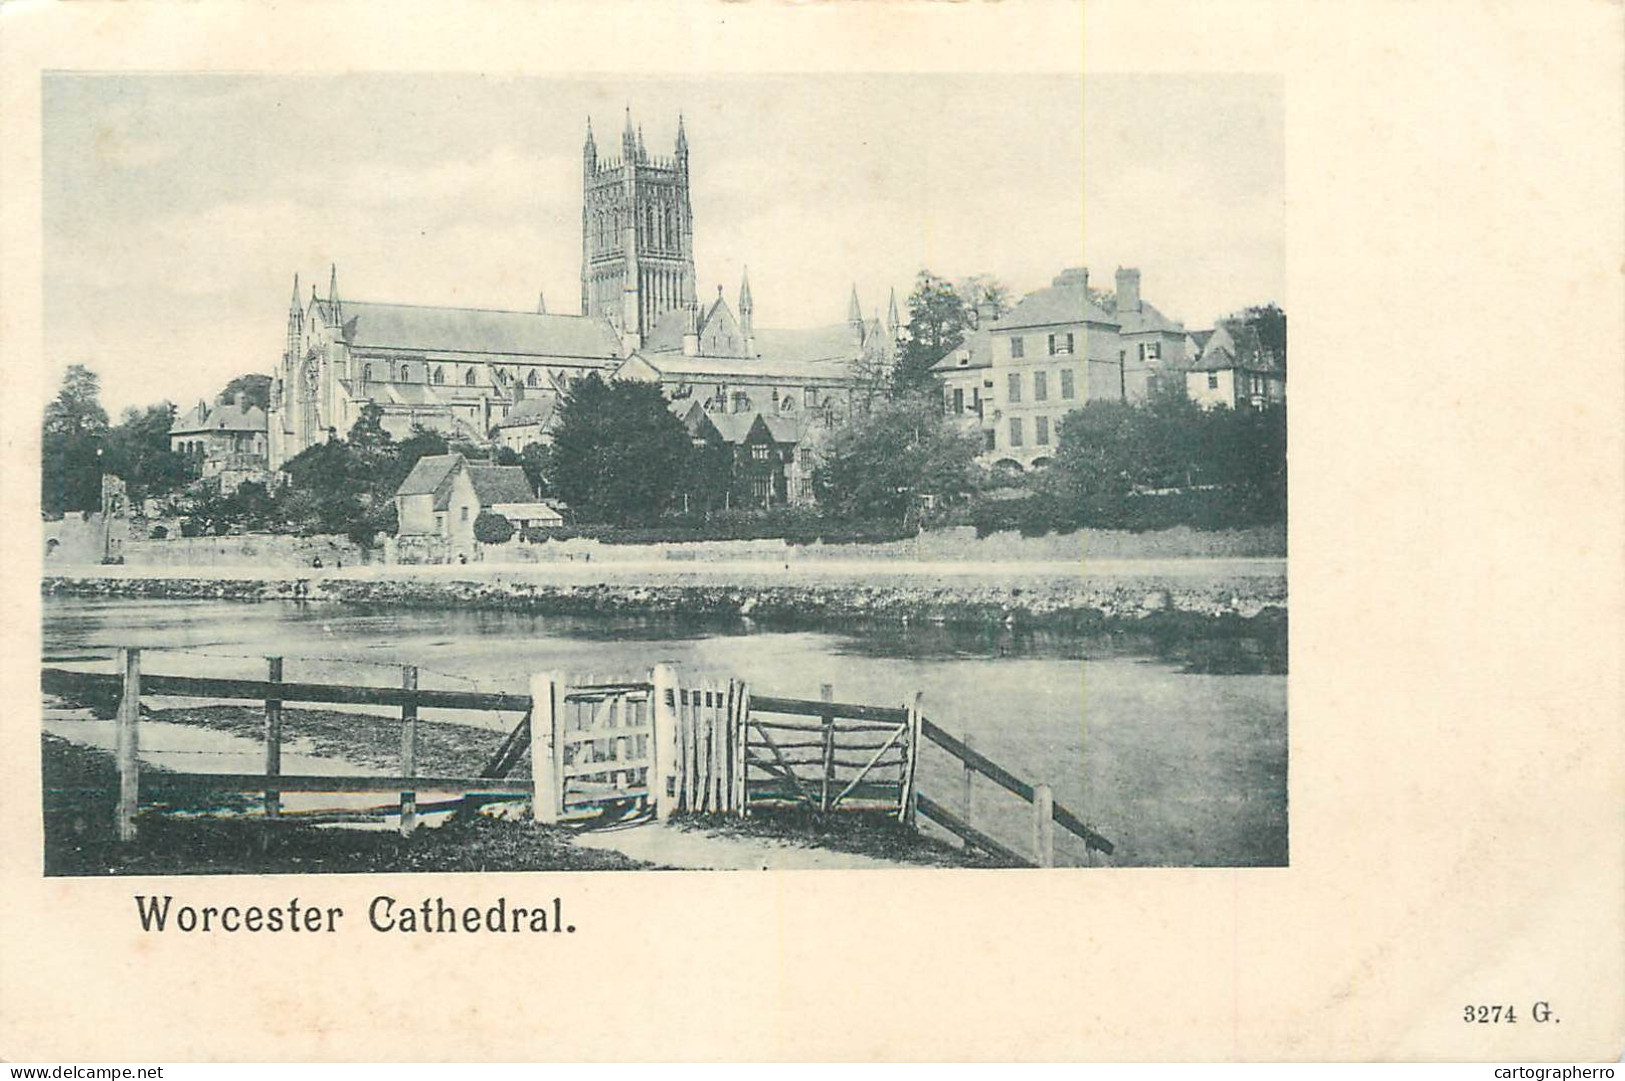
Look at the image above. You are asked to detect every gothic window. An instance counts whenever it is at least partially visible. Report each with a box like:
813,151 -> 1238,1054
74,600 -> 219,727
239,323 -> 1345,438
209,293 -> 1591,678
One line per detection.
362,364 -> 372,382
433,366 -> 445,385
527,370 -> 539,387
400,364 -> 411,382
465,368 -> 477,386
665,207 -> 675,249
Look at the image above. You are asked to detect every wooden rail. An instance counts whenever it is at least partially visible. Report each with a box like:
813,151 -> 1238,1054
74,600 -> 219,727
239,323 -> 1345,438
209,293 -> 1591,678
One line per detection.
915,793 -> 1034,867
920,717 -> 1115,862
41,667 -> 530,713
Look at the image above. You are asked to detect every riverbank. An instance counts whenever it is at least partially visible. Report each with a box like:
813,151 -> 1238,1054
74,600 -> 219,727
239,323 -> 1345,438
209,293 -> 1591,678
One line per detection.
42,556 -> 1286,632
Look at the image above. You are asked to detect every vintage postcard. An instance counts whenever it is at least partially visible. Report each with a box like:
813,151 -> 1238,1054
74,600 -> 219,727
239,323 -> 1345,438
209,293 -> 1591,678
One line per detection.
2,0 -> 1620,1064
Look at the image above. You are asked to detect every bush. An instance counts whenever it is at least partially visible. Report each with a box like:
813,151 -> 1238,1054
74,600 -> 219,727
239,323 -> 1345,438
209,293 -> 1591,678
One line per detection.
148,525 -> 168,540
473,510 -> 515,545
518,509 -> 913,547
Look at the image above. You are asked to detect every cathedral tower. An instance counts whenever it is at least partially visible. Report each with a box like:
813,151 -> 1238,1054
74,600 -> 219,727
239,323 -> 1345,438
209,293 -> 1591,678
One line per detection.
579,110 -> 697,348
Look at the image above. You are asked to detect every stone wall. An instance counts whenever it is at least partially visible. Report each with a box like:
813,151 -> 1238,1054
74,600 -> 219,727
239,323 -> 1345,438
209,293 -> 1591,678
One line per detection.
486,523 -> 1286,565
120,533 -> 374,568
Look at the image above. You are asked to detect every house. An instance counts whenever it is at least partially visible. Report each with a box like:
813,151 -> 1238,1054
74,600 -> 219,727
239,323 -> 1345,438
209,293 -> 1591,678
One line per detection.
933,267 -> 1190,471
1185,321 -> 1285,410
492,393 -> 559,452
392,453 -> 548,563
169,394 -> 270,492
679,406 -> 816,509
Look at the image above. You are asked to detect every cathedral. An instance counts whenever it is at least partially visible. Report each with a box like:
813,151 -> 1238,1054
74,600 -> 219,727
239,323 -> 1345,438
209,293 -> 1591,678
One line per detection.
268,111 -> 896,471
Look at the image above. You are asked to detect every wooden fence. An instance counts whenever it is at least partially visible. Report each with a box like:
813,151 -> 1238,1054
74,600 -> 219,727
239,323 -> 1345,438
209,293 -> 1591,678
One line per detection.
42,653 -> 1113,865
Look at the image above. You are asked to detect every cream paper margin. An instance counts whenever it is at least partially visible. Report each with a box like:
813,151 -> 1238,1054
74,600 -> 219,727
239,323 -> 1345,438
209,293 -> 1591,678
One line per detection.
1,0 -> 1620,1063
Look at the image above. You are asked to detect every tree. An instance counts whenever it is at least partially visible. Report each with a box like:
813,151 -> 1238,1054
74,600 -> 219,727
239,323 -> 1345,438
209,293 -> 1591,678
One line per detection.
1231,303 -> 1287,373
104,402 -> 191,501
42,364 -> 110,515
518,442 -> 550,496
216,373 -> 272,411
895,270 -> 970,392
957,274 -> 1013,328
812,389 -> 981,521
546,374 -> 695,525
346,402 -> 393,452
473,510 -> 515,545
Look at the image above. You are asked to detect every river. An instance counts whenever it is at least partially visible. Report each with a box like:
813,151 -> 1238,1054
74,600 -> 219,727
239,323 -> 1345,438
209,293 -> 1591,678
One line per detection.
41,596 -> 1287,867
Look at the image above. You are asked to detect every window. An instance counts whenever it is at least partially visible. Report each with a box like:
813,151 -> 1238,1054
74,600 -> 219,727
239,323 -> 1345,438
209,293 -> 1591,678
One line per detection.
1066,332 -> 1076,355
400,365 -> 412,383
1141,341 -> 1162,362
1208,373 -> 1220,389
527,370 -> 539,387
751,444 -> 770,461
1060,369 -> 1076,399
1010,336 -> 1025,359
952,388 -> 965,414
362,364 -> 372,382
780,396 -> 795,413
465,368 -> 477,386
1048,332 -> 1075,356
984,429 -> 997,452
1034,371 -> 1048,401
1008,417 -> 1023,447
804,387 -> 818,408
433,367 -> 445,385
461,506 -> 470,522
798,448 -> 814,471
1007,373 -> 1022,403
1036,415 -> 1050,445
732,392 -> 750,414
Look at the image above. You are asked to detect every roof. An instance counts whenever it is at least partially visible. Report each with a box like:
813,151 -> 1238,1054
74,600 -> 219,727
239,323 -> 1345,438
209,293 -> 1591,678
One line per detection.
1114,298 -> 1185,336
706,413 -> 759,443
750,323 -> 861,364
929,327 -> 993,373
395,454 -> 462,497
172,401 -> 267,435
329,300 -> 623,360
496,395 -> 556,429
466,465 -> 536,505
627,350 -> 856,384
999,278 -> 1119,331
1191,321 -> 1280,373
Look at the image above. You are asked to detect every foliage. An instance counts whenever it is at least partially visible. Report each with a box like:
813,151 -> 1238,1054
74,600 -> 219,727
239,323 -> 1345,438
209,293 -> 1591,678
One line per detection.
966,399 -> 1288,536
472,510 -> 515,545
957,274 -> 1013,328
216,373 -> 272,411
103,402 -> 192,501
1230,303 -> 1288,372
42,365 -> 110,515
811,390 -> 981,522
545,374 -> 695,526
518,442 -> 550,496
895,270 -> 970,392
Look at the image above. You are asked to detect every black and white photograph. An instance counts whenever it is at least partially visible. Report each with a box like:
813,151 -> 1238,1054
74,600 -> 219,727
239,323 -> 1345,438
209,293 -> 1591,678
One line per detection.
39,71 -> 1286,874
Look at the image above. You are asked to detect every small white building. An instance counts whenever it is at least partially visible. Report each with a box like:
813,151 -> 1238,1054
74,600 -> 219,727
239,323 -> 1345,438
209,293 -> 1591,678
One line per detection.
1185,322 -> 1286,410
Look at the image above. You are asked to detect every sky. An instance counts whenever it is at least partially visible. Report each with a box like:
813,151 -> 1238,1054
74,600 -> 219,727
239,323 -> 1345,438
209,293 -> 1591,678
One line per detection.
43,72 -> 1282,416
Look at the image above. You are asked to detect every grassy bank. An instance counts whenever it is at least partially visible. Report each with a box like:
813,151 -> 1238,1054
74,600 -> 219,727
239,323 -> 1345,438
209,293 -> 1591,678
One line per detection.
42,734 -> 654,875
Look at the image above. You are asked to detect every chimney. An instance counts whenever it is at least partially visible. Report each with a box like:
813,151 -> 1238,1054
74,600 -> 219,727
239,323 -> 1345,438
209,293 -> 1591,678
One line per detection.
1115,267 -> 1141,312
1053,267 -> 1090,289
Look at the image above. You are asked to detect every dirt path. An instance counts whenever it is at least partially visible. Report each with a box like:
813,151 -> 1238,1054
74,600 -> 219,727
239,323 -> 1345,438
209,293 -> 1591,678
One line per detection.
568,818 -> 915,870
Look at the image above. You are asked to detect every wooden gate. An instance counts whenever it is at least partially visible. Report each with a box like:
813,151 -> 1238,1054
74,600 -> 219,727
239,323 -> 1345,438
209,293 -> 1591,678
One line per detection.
743,689 -> 923,818
531,673 -> 655,823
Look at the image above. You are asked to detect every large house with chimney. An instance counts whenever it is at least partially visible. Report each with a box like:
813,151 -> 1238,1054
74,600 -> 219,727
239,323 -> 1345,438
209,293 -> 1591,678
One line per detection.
169,394 -> 270,493
932,267 -> 1192,470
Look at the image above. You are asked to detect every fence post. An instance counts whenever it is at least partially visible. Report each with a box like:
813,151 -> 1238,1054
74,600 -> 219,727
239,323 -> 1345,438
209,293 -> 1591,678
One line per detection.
531,671 -> 564,824
1032,783 -> 1055,868
898,691 -> 923,825
819,682 -> 835,813
264,657 -> 283,819
400,664 -> 418,836
114,648 -> 141,843
960,732 -> 976,848
650,663 -> 681,820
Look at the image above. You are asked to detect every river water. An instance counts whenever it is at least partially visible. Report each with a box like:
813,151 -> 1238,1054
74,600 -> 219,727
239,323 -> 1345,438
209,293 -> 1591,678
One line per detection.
42,596 -> 1287,867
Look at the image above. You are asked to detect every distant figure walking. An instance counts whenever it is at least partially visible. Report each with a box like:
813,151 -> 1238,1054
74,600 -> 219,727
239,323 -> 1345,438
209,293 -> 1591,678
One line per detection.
311,556 -> 324,569
458,552 -> 468,564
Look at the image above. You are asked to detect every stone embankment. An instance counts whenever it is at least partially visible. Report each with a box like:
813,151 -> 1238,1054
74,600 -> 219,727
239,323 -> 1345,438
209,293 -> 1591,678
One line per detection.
42,563 -> 1285,632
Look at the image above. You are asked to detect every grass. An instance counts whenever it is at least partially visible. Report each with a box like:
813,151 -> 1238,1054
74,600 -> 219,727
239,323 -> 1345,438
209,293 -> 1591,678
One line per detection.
41,734 -> 653,876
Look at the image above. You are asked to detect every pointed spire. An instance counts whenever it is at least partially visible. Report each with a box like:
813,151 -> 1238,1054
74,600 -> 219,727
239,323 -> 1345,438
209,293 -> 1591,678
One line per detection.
623,104 -> 636,151
328,263 -> 338,301
290,273 -> 301,311
847,283 -> 863,326
583,116 -> 597,171
738,266 -> 753,311
676,113 -> 688,152
637,124 -> 646,160
536,290 -> 547,315
887,287 -> 900,333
